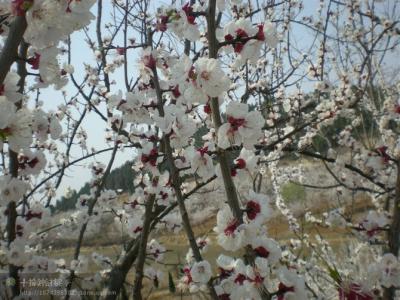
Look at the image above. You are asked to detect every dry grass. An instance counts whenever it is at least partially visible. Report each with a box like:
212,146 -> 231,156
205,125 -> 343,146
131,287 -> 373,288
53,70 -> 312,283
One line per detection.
47,194 -> 373,300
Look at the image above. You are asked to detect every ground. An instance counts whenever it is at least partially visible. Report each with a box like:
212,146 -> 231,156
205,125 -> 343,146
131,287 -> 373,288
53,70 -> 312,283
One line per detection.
48,193 -> 372,299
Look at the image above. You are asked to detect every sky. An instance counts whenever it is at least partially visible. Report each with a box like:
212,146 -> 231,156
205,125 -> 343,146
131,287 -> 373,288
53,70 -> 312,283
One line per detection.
34,0 -> 399,204
37,2 -> 136,201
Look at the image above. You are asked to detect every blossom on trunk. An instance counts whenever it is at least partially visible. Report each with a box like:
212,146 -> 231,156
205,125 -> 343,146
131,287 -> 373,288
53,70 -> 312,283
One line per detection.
214,206 -> 246,251
250,237 -> 281,266
243,190 -> 271,225
218,102 -> 264,149
277,267 -> 308,300
377,253 -> 400,288
0,72 -> 21,103
0,106 -> 32,152
191,260 -> 212,284
0,175 -> 30,205
193,58 -> 230,98
18,150 -> 47,175
185,145 -> 215,182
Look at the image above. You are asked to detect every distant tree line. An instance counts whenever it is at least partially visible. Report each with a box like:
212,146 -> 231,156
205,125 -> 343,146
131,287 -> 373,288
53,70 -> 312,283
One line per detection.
51,161 -> 136,212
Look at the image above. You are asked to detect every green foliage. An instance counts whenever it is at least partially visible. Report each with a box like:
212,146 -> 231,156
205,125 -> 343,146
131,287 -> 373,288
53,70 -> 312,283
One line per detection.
280,182 -> 306,204
193,125 -> 208,148
312,109 -> 380,155
328,265 -> 342,284
50,183 -> 90,213
52,161 -> 136,213
312,135 -> 330,155
312,116 -> 350,154
104,161 -> 135,193
168,272 -> 176,293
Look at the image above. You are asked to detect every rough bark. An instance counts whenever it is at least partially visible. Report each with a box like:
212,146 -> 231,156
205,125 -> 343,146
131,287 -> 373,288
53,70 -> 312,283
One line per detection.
383,162 -> 400,300
152,60 -> 219,300
0,16 -> 27,85
132,195 -> 156,300
206,1 -> 270,298
5,38 -> 28,298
